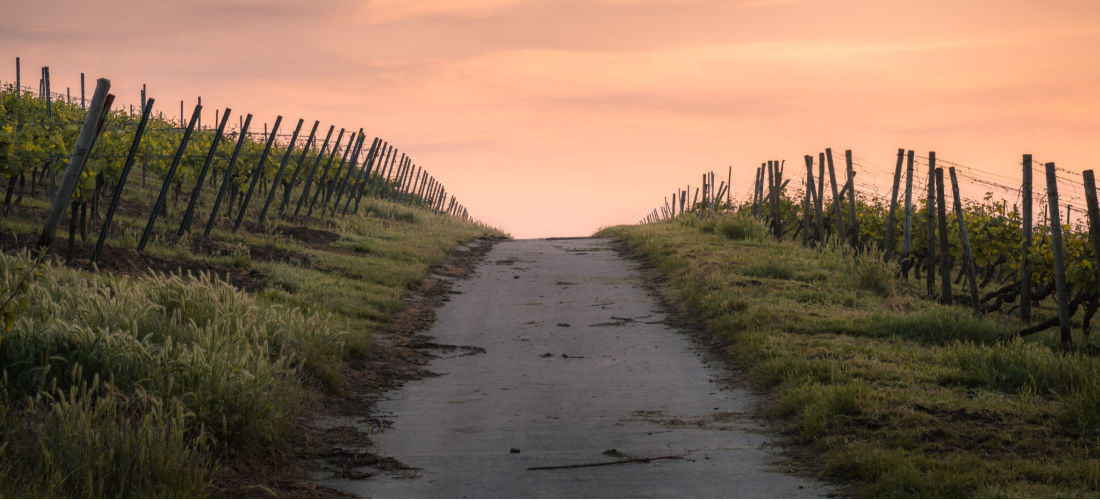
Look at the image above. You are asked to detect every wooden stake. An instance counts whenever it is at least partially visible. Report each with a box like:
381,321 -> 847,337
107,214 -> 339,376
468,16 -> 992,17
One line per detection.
883,148 -> 904,259
39,79 -> 111,249
1045,162 -> 1072,348
926,152 -> 937,298
138,103 -> 199,251
295,124 -> 336,216
178,107 -> 231,235
826,149 -> 846,243
949,167 -> 980,313
1021,154 -> 1033,322
935,167 -> 951,304
1083,170 -> 1100,292
93,97 -> 154,262
233,115 -> 282,232
902,150 -> 915,259
258,118 -> 304,225
845,150 -> 859,249
205,113 -> 252,237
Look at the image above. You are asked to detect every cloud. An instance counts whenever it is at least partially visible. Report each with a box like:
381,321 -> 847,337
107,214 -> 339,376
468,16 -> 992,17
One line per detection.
356,0 -> 532,24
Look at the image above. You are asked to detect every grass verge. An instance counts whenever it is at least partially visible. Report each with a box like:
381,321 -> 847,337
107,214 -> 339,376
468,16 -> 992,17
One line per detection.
600,214 -> 1100,498
0,197 -> 503,497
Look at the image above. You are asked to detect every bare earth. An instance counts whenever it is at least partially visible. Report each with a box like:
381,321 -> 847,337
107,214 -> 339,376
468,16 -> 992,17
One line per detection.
319,238 -> 834,498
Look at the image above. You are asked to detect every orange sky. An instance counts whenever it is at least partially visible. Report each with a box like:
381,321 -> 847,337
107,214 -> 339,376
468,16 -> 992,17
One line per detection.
3,0 -> 1099,237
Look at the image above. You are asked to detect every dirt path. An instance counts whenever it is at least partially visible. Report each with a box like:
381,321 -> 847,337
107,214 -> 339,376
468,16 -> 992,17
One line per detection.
319,238 -> 833,498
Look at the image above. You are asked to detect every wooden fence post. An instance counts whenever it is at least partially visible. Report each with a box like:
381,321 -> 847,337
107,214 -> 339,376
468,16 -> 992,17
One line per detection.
205,113 -> 252,237
805,167 -> 814,246
902,150 -> 915,262
258,118 -> 304,225
883,148 -> 904,259
330,132 -> 364,212
138,104 -> 199,251
1021,154 -> 1033,322
845,150 -> 859,249
935,167 -> 951,304
93,97 -> 154,262
234,116 -> 282,232
38,78 -> 111,249
949,167 -> 980,313
826,149 -> 846,243
316,132 -> 356,211
926,152 -> 937,298
804,155 -> 823,243
1083,170 -> 1100,291
280,120 -> 321,215
329,131 -> 365,215
1045,162 -> 1072,348
295,125 -> 337,216
178,107 -> 231,236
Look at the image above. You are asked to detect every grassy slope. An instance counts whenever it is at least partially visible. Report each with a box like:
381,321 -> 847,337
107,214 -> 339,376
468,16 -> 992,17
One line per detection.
600,215 -> 1100,498
0,197 -> 503,497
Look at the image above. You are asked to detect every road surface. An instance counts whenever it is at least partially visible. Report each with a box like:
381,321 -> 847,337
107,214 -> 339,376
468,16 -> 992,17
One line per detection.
322,238 -> 832,498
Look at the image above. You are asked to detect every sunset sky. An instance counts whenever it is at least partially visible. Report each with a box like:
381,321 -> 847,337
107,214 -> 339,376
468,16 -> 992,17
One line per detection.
3,0 -> 1099,237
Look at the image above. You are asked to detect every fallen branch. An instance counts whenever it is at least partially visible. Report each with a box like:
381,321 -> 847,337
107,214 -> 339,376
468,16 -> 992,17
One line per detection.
527,454 -> 686,471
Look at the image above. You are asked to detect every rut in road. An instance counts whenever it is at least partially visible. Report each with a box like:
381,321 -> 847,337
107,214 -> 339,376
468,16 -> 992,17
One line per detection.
321,238 -> 833,498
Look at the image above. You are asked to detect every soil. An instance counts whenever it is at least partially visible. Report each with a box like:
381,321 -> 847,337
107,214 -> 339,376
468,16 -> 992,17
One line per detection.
210,236 -> 501,498
0,228 -> 269,292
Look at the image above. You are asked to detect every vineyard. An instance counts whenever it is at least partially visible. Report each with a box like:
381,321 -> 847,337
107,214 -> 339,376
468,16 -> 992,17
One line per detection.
0,62 -> 475,267
0,59 -> 500,497
641,148 -> 1100,351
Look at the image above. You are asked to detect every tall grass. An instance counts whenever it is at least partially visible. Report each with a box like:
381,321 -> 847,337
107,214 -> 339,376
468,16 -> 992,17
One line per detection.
0,250 -> 345,496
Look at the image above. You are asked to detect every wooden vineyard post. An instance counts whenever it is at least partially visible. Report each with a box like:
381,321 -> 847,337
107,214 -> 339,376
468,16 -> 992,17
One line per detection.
883,148 -> 904,259
39,78 -> 111,249
178,107 -> 231,236
949,167 -> 980,313
349,138 -> 383,213
258,118 -> 304,226
314,132 -> 355,213
279,122 -> 319,216
816,152 -> 825,221
1083,170 -> 1100,289
234,116 -> 282,232
804,155 -> 822,244
93,97 -> 154,263
1021,154 -> 1033,322
926,152 -> 937,298
805,165 -> 814,246
751,166 -> 761,217
295,125 -> 337,216
766,161 -> 775,233
902,150 -> 915,264
935,167 -> 951,304
280,120 -> 320,215
1045,162 -> 1072,348
329,132 -> 365,216
205,113 -> 252,237
138,104 -> 199,251
826,149 -> 846,244
42,67 -> 51,117
772,160 -> 784,240
367,143 -> 393,200
14,57 -> 19,94
367,144 -> 394,200
727,166 -> 732,207
845,150 -> 859,249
